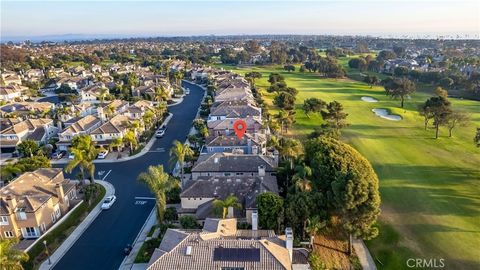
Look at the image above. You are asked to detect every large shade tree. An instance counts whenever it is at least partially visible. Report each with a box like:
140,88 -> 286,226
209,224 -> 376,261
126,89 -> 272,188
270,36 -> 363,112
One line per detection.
256,192 -> 284,232
383,77 -> 416,108
305,137 -> 381,254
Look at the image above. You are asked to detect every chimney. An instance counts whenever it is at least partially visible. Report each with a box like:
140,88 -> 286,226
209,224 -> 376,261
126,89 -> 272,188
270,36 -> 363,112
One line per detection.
57,120 -> 62,130
6,195 -> 17,211
258,165 -> 265,177
252,145 -> 258,155
214,157 -> 219,164
251,210 -> 258,230
273,150 -> 279,166
285,227 -> 293,261
55,183 -> 65,203
227,206 -> 234,218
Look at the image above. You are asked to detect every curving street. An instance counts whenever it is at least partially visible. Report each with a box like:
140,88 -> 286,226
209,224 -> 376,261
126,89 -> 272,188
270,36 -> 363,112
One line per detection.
52,81 -> 204,270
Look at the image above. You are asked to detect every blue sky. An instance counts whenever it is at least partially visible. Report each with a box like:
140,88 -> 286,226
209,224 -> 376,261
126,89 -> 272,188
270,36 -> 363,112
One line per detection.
1,1 -> 479,39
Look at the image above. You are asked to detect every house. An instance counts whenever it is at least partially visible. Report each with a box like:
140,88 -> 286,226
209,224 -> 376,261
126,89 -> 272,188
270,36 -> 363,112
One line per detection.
90,114 -> 130,147
24,69 -> 44,82
0,85 -> 27,102
207,117 -> 263,137
214,87 -> 255,103
203,133 -> 267,155
0,168 -> 77,240
190,152 -> 277,181
0,102 -> 54,118
122,100 -> 156,120
208,102 -> 262,122
57,103 -> 96,123
78,83 -> 109,102
146,218 -> 310,270
57,115 -> 102,151
55,77 -> 82,90
0,118 -> 57,152
1,72 -> 22,86
97,100 -> 129,121
179,173 -> 278,222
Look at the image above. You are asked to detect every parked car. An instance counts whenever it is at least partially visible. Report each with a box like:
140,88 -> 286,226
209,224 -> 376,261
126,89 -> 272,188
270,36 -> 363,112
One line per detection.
156,127 -> 166,138
51,150 -> 66,159
185,89 -> 190,95
97,150 -> 109,159
101,195 -> 117,210
68,152 -> 75,159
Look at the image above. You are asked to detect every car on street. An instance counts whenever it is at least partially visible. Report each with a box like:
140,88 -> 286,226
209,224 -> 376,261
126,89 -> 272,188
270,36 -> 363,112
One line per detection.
185,88 -> 190,95
156,127 -> 167,138
97,150 -> 109,159
101,195 -> 116,210
51,150 -> 66,159
68,152 -> 75,159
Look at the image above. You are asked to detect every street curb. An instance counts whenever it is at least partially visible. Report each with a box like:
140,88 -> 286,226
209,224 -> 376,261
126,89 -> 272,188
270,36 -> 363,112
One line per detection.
39,180 -> 115,270
118,206 -> 157,270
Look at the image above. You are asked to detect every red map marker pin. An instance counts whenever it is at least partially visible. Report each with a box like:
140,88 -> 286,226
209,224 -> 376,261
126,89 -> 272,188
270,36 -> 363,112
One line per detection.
233,119 -> 247,139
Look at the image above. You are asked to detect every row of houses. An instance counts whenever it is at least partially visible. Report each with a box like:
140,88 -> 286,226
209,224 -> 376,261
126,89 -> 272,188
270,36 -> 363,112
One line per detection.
147,68 -> 307,270
0,99 -> 159,153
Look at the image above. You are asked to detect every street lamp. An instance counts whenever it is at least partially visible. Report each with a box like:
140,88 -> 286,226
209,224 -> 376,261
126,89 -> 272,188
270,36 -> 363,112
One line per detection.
43,240 -> 51,265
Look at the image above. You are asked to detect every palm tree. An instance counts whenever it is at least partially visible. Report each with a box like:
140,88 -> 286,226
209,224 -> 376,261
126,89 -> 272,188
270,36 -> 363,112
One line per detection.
155,101 -> 167,119
275,110 -> 293,134
142,110 -> 155,129
153,85 -> 168,103
278,138 -> 303,169
123,130 -> 138,154
103,104 -> 114,120
292,164 -> 312,192
169,140 -> 194,184
65,135 -> 99,183
0,239 -> 29,270
306,216 -> 327,247
137,165 -> 179,222
212,195 -> 242,219
108,137 -> 124,152
99,87 -> 108,105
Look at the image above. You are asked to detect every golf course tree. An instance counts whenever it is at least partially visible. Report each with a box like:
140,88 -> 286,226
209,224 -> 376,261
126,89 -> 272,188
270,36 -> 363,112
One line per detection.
304,137 -> 381,255
65,135 -> 99,183
274,92 -> 296,110
17,139 -> 39,158
169,140 -> 194,183
475,128 -> 480,147
245,71 -> 262,86
421,96 -> 452,139
285,191 -> 325,240
303,98 -> 326,118
268,73 -> 285,84
446,111 -> 470,137
284,65 -> 295,72
256,192 -> 284,232
321,101 -> 349,133
0,238 -> 29,269
138,165 -> 179,222
212,194 -> 242,219
363,75 -> 379,88
383,77 -> 416,108
348,57 -> 367,71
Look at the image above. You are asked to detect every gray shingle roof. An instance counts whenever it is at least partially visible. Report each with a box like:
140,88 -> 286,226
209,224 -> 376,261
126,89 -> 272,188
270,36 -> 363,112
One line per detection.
192,153 -> 275,173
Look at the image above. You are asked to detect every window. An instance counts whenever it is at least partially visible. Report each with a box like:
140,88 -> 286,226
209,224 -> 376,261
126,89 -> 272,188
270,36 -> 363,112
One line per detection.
224,173 -> 231,176
51,212 -> 57,223
15,209 -> 27,220
4,231 -> 14,238
236,172 -> 243,176
0,216 -> 8,225
221,267 -> 245,270
41,223 -> 46,232
24,227 -> 37,237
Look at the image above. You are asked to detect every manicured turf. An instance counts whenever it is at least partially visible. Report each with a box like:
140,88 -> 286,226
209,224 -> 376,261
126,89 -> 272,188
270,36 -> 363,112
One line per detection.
217,63 -> 480,269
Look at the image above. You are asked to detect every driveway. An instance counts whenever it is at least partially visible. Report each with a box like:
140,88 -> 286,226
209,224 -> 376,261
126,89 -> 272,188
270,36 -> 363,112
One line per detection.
52,81 -> 204,270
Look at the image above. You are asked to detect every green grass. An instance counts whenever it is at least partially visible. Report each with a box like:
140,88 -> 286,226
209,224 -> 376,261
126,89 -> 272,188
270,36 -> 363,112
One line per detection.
24,184 -> 106,270
216,63 -> 480,269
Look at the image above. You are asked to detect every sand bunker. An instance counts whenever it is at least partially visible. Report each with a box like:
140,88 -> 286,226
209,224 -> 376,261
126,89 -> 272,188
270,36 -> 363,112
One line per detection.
361,96 -> 379,102
372,108 -> 402,121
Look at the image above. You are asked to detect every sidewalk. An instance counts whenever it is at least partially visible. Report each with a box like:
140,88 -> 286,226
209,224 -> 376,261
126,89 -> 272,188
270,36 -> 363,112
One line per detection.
50,113 -> 173,165
38,180 -> 115,270
353,238 -> 377,270
119,206 -> 157,270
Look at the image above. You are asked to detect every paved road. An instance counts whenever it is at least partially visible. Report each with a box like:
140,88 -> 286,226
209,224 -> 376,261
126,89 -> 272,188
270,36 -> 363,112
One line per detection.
53,81 -> 204,270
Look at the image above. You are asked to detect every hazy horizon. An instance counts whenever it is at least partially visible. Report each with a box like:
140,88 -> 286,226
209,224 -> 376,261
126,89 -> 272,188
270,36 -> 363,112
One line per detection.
1,0 -> 479,42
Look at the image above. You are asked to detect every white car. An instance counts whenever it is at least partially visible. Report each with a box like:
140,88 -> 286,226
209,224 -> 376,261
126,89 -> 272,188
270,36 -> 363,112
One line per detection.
101,195 -> 116,210
185,89 -> 190,95
97,150 -> 109,159
68,152 -> 75,159
155,127 -> 166,138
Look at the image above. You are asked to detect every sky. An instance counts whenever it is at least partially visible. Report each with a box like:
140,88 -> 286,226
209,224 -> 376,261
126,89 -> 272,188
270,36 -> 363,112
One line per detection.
1,0 -> 479,40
